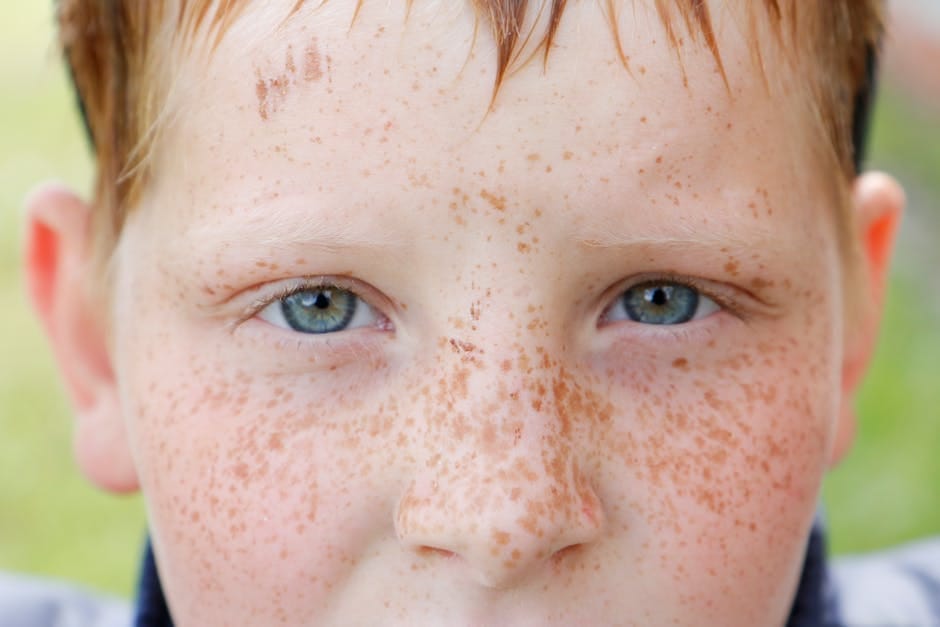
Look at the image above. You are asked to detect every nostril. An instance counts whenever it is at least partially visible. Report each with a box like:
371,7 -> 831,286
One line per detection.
418,546 -> 458,560
550,543 -> 583,566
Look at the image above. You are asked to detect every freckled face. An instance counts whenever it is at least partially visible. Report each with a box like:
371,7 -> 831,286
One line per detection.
112,2 -> 845,626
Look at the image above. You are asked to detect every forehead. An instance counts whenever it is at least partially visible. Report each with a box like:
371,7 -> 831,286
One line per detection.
142,1 -> 823,254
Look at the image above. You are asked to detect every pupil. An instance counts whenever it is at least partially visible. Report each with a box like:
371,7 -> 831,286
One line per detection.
650,288 -> 668,306
314,292 -> 331,309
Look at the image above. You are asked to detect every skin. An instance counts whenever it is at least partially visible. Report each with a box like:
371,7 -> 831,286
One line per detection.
23,1 -> 904,625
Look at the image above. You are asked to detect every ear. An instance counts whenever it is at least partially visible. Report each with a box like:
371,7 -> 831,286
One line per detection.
830,172 -> 905,467
22,183 -> 139,493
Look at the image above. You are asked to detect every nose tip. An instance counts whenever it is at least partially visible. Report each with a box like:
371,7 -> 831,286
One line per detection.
466,516 -> 602,589
396,464 -> 605,590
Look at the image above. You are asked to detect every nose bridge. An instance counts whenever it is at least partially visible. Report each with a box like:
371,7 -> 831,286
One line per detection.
395,343 -> 605,589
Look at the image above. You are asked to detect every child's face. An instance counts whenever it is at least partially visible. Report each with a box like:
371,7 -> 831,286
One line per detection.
40,3 -> 895,626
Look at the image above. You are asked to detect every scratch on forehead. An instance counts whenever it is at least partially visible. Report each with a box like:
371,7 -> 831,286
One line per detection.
254,38 -> 328,121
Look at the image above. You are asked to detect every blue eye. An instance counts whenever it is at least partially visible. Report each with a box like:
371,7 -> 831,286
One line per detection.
258,286 -> 380,334
605,281 -> 719,325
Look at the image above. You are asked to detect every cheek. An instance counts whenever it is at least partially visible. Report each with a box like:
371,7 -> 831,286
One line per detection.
599,332 -> 839,621
116,310 -> 399,619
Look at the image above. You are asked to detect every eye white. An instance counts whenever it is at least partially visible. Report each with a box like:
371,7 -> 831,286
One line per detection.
603,284 -> 720,325
257,289 -> 382,333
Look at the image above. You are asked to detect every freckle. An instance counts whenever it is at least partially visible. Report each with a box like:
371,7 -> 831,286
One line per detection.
724,260 -> 739,275
640,116 -> 647,123
304,40 -> 324,82
493,530 -> 511,546
527,153 -> 540,161
285,45 -> 296,74
255,79 -> 269,120
480,189 -> 506,211
655,155 -> 663,164
672,357 -> 689,370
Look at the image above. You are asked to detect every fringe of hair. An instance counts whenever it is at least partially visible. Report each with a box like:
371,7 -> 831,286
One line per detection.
57,0 -> 883,264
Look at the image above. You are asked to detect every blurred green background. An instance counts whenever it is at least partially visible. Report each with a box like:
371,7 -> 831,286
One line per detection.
1,2 -> 939,599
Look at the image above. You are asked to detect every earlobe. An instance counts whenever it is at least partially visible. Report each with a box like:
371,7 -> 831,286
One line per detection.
22,183 -> 139,493
73,391 -> 140,494
831,172 -> 904,467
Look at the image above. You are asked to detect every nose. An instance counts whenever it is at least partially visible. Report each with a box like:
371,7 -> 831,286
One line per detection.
395,364 -> 606,589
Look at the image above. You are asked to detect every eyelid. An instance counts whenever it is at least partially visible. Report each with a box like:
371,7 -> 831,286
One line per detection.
234,275 -> 393,331
597,272 -> 772,325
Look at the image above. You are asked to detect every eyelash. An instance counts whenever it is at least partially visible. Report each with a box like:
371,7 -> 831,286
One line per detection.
239,277 -> 392,331
600,273 -> 743,322
236,271 -> 749,347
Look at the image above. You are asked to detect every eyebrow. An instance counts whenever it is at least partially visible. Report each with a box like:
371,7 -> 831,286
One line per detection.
182,204 -> 412,253
174,179 -> 797,280
572,232 -> 792,286
574,215 -> 780,255
181,207 -> 785,266
577,233 -> 759,252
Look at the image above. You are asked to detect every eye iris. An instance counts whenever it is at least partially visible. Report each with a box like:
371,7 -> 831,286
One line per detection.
281,288 -> 358,334
623,283 -> 699,325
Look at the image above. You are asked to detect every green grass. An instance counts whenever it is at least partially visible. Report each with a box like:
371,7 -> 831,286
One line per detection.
867,89 -> 940,187
0,3 -> 939,599
823,274 -> 940,554
821,79 -> 940,555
